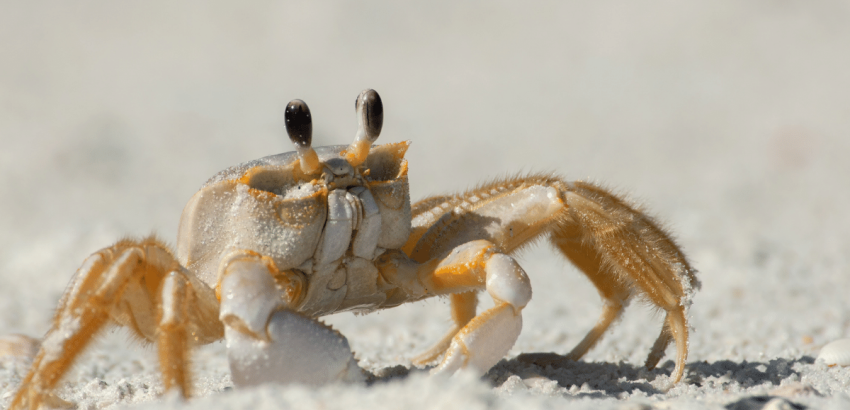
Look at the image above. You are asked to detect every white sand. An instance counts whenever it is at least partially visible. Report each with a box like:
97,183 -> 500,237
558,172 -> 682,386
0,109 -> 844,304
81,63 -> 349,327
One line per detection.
2,2 -> 850,409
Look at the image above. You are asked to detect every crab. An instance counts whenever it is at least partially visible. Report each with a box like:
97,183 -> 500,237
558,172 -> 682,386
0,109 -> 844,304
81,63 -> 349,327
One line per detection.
10,89 -> 699,409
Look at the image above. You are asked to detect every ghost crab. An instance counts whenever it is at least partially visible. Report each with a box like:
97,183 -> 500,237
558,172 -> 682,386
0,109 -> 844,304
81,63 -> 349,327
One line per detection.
11,89 -> 698,409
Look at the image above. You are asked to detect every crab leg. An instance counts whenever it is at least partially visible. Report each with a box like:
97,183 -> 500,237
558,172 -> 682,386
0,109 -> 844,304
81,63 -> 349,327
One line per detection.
11,249 -> 139,410
158,273 -> 196,394
217,251 -> 364,387
550,227 -> 631,362
554,183 -> 696,381
430,241 -> 531,374
406,176 -> 697,382
402,180 -> 563,369
10,238 -> 222,410
387,240 -> 532,375
411,291 -> 476,366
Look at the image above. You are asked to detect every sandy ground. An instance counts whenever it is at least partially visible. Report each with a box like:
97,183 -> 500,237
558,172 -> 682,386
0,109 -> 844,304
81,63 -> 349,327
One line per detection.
2,1 -> 850,409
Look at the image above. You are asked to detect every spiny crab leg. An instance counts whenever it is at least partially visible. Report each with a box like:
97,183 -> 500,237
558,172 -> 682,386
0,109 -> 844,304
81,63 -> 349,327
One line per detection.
424,241 -> 532,375
377,240 -> 532,375
10,238 -> 222,410
411,292 -> 477,366
405,177 -> 697,382
554,186 -> 693,381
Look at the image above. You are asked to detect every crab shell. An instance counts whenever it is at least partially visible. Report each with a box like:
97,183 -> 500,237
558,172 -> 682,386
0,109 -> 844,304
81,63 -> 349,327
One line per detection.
176,141 -> 412,315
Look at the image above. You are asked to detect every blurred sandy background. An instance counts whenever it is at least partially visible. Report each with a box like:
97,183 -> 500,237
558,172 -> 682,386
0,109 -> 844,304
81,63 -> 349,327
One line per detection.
2,1 -> 850,409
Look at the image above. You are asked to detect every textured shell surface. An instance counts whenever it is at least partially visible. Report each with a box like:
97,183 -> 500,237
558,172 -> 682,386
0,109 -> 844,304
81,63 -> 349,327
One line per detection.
175,143 -> 411,290
203,145 -> 348,187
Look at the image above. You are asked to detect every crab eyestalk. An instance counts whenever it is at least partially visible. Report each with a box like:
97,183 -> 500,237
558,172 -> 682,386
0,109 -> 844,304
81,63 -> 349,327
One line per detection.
285,99 -> 321,174
345,89 -> 383,167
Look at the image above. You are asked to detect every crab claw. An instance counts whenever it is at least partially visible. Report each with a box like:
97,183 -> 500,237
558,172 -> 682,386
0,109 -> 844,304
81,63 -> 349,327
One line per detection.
345,89 -> 383,167
285,99 -> 321,174
219,253 -> 364,387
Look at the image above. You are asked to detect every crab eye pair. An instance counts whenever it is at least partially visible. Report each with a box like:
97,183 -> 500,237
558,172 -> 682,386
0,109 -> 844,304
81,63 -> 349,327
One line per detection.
285,89 -> 384,173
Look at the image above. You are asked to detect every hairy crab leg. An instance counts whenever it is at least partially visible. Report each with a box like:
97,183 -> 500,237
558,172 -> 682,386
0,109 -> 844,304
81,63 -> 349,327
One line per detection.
411,291 -> 477,366
406,176 -> 698,382
9,238 -> 222,410
549,226 -> 631,362
555,183 -> 696,382
159,273 -> 195,395
403,178 -> 563,370
422,241 -> 532,374
380,240 -> 533,375
217,251 -> 364,387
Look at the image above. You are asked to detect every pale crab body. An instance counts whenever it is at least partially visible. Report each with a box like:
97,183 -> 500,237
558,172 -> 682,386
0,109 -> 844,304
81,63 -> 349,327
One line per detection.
9,90 -> 699,410
177,143 -> 414,316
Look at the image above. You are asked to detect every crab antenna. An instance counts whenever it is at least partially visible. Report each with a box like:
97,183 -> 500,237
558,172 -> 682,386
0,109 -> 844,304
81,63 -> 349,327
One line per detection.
285,99 -> 321,174
345,89 -> 383,167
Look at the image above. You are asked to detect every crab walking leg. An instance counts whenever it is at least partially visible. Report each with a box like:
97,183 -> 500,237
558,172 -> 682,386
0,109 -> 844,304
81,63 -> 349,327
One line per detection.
10,247 -> 142,410
404,180 -> 566,369
554,182 -> 698,382
218,252 -> 364,387
158,273 -> 194,395
9,239 -> 223,410
412,292 -> 477,365
152,269 -> 222,397
645,319 -> 674,370
658,307 -> 688,376
550,228 -> 631,362
408,177 -> 697,382
417,240 -> 532,375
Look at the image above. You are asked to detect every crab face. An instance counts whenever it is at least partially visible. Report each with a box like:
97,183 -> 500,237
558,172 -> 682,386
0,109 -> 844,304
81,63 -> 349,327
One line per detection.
175,91 -> 412,292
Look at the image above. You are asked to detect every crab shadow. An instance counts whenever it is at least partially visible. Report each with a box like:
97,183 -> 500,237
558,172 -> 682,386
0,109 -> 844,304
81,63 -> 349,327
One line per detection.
686,356 -> 815,388
368,353 -> 817,400
490,352 -> 669,397
368,352 -> 670,397
498,354 -> 816,397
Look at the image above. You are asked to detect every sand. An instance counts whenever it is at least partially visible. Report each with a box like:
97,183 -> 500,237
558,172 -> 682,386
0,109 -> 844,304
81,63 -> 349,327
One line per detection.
2,2 -> 850,409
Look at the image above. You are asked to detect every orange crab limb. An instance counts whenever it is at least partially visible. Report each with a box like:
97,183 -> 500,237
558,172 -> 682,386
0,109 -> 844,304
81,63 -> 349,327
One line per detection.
10,238 -> 222,410
408,177 -> 697,382
412,292 -> 477,365
412,240 -> 532,374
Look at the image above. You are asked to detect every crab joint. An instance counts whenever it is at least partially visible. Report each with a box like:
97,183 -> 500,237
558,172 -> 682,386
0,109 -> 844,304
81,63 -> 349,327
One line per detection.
285,99 -> 321,175
345,89 -> 383,167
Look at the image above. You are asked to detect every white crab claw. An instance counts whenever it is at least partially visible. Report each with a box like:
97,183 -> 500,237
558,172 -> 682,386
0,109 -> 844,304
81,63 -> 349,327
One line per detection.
429,247 -> 531,376
219,253 -> 364,387
226,310 -> 364,387
431,304 -> 523,375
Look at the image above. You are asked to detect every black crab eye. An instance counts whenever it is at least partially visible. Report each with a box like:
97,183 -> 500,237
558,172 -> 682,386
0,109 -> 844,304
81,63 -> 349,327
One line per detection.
357,89 -> 383,140
285,99 -> 312,148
